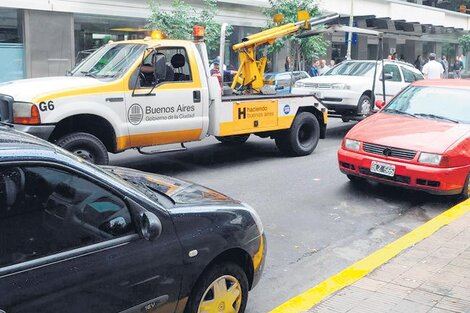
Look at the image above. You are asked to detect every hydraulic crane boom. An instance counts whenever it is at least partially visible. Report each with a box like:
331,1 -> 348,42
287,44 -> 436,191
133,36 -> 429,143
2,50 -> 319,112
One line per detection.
231,13 -> 339,94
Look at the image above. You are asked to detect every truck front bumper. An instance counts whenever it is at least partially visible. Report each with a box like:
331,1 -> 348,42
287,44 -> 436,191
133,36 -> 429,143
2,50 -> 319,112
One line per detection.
13,124 -> 56,140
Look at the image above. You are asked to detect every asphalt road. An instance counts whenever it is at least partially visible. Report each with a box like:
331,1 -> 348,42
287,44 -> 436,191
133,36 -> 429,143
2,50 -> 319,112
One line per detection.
109,119 -> 458,313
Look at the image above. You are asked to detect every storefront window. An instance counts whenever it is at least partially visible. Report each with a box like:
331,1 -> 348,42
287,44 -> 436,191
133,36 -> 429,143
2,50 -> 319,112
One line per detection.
74,14 -> 147,64
0,8 -> 24,83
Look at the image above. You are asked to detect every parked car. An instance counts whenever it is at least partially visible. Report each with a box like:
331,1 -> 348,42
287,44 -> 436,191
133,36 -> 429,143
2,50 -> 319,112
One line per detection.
338,79 -> 470,198
292,60 -> 424,121
0,126 -> 265,313
264,71 -> 310,94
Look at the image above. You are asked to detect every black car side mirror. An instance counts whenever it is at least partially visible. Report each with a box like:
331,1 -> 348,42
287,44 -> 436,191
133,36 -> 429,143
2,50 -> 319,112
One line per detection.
140,211 -> 162,241
154,54 -> 167,82
126,197 -> 163,241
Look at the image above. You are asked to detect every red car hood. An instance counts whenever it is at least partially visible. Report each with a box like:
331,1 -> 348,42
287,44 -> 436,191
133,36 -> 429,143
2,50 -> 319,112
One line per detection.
348,113 -> 470,154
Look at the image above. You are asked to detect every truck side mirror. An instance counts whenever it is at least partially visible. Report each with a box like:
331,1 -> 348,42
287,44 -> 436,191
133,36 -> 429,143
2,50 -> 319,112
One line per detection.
154,54 -> 167,82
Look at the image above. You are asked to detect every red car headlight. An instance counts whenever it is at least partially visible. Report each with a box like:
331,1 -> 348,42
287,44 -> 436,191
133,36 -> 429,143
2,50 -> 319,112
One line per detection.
418,153 -> 443,166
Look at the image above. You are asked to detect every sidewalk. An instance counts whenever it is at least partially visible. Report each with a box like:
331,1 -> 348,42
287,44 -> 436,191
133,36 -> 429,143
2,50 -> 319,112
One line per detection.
308,211 -> 470,313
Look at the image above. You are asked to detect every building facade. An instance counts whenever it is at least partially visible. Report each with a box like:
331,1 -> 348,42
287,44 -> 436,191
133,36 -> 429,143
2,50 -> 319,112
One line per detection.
0,0 -> 268,82
0,0 -> 469,82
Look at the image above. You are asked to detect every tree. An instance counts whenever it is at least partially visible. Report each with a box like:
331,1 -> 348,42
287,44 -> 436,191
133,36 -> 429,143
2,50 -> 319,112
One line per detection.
147,0 -> 230,55
263,0 -> 328,70
458,33 -> 470,55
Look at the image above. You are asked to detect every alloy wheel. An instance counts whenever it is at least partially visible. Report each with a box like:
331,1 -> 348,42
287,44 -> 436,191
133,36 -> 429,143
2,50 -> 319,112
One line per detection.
197,275 -> 242,313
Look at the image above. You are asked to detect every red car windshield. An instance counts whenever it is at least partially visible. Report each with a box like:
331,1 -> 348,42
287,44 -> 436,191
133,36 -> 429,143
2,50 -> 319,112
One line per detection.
383,86 -> 470,124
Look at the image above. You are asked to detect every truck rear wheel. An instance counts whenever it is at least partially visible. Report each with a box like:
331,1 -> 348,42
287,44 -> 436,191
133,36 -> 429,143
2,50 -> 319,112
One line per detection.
215,134 -> 250,144
56,132 -> 109,165
275,112 -> 320,156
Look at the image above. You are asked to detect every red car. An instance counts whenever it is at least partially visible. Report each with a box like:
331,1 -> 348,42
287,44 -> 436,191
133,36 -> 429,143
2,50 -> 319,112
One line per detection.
338,79 -> 470,198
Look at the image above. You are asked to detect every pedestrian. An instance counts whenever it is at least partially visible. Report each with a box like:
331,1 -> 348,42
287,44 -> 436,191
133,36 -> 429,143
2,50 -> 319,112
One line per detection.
284,56 -> 291,72
414,55 -> 423,71
391,52 -> 397,60
209,56 -> 226,71
330,59 -> 336,67
440,55 -> 449,79
422,53 -> 444,79
454,56 -> 464,79
308,60 -> 320,77
318,59 -> 330,75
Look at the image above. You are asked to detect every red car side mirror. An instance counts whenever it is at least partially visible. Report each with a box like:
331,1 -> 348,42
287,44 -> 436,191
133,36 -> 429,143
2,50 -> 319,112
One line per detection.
375,99 -> 386,110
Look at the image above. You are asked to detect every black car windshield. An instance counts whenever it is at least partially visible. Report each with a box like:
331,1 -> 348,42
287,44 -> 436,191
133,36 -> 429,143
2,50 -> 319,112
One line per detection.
71,43 -> 146,79
384,86 -> 470,124
324,61 -> 375,76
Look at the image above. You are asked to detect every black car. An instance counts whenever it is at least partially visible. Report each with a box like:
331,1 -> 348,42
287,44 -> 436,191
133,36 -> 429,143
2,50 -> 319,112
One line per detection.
0,126 -> 265,313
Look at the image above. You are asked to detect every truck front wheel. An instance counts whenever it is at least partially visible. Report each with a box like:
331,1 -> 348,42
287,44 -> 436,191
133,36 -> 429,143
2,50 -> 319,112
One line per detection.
56,132 -> 109,165
215,134 -> 250,144
275,112 -> 320,156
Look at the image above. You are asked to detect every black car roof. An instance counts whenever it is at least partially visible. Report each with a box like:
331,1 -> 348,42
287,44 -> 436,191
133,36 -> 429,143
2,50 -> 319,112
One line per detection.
0,126 -> 54,151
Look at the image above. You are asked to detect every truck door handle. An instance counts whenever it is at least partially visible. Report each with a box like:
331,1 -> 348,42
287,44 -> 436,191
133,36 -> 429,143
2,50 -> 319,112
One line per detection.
193,90 -> 201,103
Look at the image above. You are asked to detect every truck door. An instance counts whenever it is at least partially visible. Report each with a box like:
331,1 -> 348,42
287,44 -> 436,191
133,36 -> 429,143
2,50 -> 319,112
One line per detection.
124,46 -> 204,149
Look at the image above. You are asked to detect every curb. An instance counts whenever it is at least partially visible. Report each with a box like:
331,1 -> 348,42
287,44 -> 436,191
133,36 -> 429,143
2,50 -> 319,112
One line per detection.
268,199 -> 470,313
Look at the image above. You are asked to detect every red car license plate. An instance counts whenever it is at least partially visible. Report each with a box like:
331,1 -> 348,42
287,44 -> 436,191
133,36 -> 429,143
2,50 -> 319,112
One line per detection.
370,161 -> 395,177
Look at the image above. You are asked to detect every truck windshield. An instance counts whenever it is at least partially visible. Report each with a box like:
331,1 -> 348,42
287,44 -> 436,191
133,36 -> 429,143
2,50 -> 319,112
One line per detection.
71,43 -> 146,79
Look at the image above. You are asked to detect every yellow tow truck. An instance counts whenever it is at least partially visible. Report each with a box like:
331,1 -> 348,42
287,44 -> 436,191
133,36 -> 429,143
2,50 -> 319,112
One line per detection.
0,13 -> 337,164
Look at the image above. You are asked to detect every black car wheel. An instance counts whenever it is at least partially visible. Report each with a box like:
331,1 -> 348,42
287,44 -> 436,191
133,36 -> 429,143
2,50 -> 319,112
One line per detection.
185,262 -> 248,313
215,134 -> 250,145
357,94 -> 372,116
275,112 -> 320,156
56,132 -> 109,165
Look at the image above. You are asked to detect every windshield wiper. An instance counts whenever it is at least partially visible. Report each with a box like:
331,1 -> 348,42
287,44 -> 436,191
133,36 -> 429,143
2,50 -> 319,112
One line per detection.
383,108 -> 417,118
414,113 -> 459,124
123,179 -> 161,203
80,71 -> 97,78
0,121 -> 14,127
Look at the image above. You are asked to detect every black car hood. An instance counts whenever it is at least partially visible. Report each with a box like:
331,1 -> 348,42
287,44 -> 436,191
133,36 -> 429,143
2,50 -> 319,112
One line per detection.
103,166 -> 237,205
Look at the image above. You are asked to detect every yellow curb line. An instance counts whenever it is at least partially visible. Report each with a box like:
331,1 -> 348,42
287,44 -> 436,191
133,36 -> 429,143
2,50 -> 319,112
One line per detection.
269,199 -> 470,313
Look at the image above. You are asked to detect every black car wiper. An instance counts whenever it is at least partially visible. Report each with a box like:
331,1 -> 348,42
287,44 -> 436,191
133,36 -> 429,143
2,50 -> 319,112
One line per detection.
0,121 -> 14,127
414,113 -> 459,124
124,179 -> 161,203
383,108 -> 417,118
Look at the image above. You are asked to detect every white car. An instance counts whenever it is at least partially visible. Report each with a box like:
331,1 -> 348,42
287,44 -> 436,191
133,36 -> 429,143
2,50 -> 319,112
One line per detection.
292,60 -> 424,121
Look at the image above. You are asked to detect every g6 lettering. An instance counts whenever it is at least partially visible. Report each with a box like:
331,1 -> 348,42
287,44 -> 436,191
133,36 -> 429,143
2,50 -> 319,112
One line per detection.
39,101 -> 55,112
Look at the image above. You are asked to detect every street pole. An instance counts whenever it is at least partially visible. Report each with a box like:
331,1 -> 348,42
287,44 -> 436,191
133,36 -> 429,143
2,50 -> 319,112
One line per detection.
346,0 -> 354,60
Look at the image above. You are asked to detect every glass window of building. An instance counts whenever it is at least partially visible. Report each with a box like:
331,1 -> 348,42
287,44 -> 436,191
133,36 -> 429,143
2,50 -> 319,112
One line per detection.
74,14 -> 147,64
0,8 -> 24,83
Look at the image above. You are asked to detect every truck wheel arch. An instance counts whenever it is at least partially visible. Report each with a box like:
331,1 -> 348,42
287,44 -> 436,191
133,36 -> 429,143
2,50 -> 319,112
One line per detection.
297,106 -> 327,139
49,114 -> 117,153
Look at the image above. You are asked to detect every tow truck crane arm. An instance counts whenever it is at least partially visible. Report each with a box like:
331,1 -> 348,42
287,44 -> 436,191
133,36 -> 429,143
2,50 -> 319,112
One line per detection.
231,13 -> 339,94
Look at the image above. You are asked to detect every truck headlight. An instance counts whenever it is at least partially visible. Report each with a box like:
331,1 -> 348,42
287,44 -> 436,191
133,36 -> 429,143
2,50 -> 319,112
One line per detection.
344,139 -> 361,151
418,153 -> 442,165
295,81 -> 306,88
13,102 -> 41,125
331,83 -> 351,90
